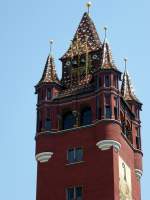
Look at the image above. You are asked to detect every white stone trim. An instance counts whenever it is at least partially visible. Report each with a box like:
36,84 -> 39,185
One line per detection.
96,140 -> 121,152
135,169 -> 143,180
35,152 -> 53,163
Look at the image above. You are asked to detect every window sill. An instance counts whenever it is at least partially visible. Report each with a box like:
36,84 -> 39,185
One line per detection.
66,161 -> 84,166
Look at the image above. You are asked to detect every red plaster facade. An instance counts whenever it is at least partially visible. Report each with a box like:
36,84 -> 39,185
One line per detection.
35,11 -> 143,200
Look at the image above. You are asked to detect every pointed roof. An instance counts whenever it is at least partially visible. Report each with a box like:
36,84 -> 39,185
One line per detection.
38,55 -> 59,84
121,69 -> 141,103
61,12 -> 101,59
101,39 -> 117,69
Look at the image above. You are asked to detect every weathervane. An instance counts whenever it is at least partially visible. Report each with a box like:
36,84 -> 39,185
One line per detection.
124,58 -> 128,71
86,2 -> 92,15
49,40 -> 53,55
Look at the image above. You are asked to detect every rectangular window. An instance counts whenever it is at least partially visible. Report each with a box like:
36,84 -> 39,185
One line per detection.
76,187 -> 82,200
67,148 -> 83,163
105,106 -> 111,119
45,119 -> 51,130
67,188 -> 74,200
66,187 -> 82,200
76,148 -> 83,162
105,75 -> 110,87
68,149 -> 74,163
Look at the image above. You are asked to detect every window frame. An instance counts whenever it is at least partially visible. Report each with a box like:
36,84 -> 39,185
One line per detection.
66,186 -> 83,200
67,147 -> 83,164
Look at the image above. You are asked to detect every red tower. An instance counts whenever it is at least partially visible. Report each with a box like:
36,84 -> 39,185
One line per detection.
35,11 -> 143,200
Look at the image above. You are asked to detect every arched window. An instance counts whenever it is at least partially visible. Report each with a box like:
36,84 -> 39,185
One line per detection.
63,111 -> 75,130
80,107 -> 92,126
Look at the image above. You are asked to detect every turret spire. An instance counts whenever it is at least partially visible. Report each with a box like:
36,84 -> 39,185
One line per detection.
121,59 -> 140,103
101,27 -> 116,69
38,41 -> 59,85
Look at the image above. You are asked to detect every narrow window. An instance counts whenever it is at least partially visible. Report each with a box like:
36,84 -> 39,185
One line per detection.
67,188 -> 74,200
136,128 -> 141,149
76,148 -> 83,162
76,187 -> 82,200
114,97 -> 118,120
38,111 -> 42,132
68,149 -> 74,163
47,89 -> 51,99
39,121 -> 42,131
45,118 -> 51,130
105,106 -> 111,119
105,75 -> 110,87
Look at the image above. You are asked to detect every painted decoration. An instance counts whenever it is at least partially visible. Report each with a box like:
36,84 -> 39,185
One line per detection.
119,156 -> 132,200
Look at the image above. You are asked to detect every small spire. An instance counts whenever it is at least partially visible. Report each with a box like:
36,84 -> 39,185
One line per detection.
101,29 -> 116,69
86,2 -> 92,15
49,40 -> 53,55
39,55 -> 59,84
121,59 -> 140,103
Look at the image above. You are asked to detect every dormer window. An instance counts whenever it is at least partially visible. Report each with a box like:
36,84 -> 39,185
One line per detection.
105,75 -> 110,87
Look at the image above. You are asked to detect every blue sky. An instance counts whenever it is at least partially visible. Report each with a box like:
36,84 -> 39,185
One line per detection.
0,0 -> 149,199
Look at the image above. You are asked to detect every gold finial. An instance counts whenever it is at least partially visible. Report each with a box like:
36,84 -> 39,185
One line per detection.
86,2 -> 92,14
124,58 -> 128,71
104,26 -> 108,40
49,40 -> 53,55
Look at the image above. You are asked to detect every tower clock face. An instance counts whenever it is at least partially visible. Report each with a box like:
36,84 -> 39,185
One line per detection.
119,156 -> 132,200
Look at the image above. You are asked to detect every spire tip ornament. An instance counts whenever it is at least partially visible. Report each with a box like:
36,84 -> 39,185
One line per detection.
124,57 -> 128,71
86,2 -> 92,14
104,26 -> 108,39
49,40 -> 54,55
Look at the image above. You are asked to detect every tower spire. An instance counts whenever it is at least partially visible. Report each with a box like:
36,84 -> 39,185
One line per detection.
61,11 -> 101,59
